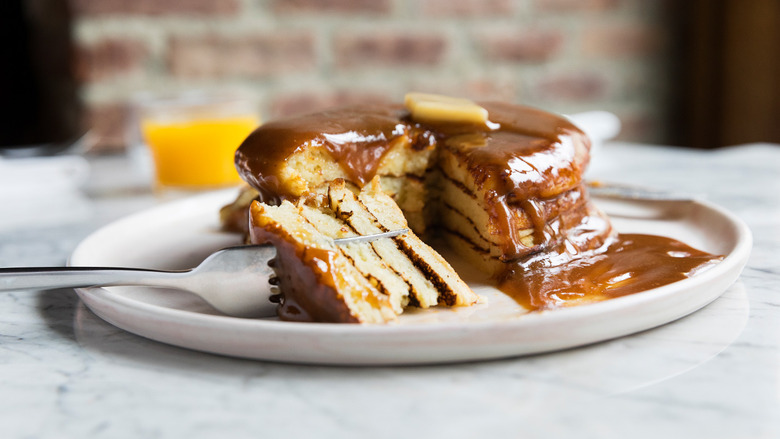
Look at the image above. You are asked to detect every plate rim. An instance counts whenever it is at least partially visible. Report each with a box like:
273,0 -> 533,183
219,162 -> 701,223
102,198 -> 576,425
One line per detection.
70,189 -> 752,362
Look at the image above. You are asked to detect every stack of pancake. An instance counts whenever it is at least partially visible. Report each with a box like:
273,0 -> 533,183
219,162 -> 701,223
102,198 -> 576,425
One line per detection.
228,93 -> 614,323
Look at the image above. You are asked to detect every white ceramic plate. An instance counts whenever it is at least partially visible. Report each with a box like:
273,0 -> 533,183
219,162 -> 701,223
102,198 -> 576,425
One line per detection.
70,189 -> 751,365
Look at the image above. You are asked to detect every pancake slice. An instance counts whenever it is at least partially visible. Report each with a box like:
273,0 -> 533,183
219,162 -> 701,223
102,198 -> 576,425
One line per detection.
358,178 -> 479,307
327,180 -> 440,308
249,179 -> 477,323
329,178 -> 478,308
249,201 -> 397,324
298,203 -> 411,313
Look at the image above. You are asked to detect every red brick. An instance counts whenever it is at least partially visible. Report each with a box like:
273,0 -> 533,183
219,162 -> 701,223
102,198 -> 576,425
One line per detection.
75,38 -> 148,82
462,79 -> 519,101
533,0 -> 619,12
420,0 -> 512,16
334,33 -> 447,68
270,91 -> 394,118
271,0 -> 391,14
478,29 -> 563,62
82,102 -> 129,152
70,0 -> 240,17
407,79 -> 519,102
582,24 -> 665,57
167,33 -> 316,79
534,72 -> 609,101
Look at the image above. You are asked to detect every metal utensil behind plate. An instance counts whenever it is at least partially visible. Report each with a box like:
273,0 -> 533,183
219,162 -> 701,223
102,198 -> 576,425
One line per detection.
587,181 -> 702,202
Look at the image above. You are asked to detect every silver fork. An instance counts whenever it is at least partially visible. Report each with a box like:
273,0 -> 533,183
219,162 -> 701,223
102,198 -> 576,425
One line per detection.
586,181 -> 702,202
0,229 -> 408,318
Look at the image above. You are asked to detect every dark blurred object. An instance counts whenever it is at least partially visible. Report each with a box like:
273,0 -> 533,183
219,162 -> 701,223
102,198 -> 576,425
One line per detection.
0,0 -> 81,151
673,0 -> 780,148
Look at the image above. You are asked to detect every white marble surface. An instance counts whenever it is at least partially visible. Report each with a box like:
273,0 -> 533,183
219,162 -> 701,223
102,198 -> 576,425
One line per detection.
1,142 -> 778,438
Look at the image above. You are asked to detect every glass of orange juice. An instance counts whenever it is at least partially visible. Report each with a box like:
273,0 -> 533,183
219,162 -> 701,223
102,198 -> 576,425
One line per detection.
138,92 -> 260,190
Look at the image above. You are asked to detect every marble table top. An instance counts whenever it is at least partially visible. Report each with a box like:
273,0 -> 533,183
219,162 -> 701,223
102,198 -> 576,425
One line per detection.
1,142 -> 778,439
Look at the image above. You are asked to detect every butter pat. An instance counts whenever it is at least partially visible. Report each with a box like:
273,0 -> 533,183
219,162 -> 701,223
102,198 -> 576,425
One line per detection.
404,92 -> 488,124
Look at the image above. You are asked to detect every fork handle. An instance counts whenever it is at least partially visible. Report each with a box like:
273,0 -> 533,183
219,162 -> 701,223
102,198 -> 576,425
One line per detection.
0,266 -> 185,292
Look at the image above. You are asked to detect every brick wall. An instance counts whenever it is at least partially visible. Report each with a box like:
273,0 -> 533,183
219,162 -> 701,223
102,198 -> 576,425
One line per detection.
70,0 -> 675,151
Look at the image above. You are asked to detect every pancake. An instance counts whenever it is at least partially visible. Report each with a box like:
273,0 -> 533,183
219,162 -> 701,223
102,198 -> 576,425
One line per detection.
249,179 -> 479,323
249,199 -> 397,323
232,94 -> 615,322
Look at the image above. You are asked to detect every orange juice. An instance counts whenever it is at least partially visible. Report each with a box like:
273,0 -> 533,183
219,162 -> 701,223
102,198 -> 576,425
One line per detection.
141,115 -> 259,188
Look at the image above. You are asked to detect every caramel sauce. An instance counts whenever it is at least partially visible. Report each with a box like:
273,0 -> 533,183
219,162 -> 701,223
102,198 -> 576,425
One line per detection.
235,102 -> 587,203
249,219 -> 358,323
238,101 -> 724,315
274,245 -> 359,323
498,233 -> 724,310
441,105 -> 588,199
236,104 -> 407,203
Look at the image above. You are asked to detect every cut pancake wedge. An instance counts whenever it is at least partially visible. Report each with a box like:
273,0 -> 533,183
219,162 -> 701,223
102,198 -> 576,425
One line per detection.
298,203 -> 411,314
249,179 -> 478,323
329,178 -> 479,308
249,201 -> 397,324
